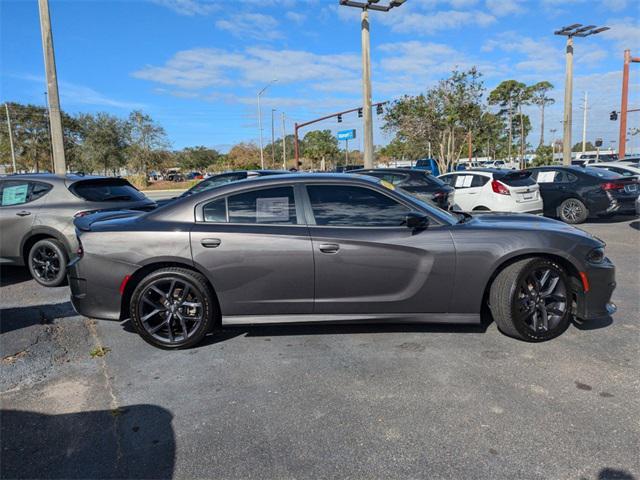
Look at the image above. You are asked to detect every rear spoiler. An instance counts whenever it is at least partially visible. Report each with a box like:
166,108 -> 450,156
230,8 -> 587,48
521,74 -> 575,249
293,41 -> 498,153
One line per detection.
74,210 -> 142,232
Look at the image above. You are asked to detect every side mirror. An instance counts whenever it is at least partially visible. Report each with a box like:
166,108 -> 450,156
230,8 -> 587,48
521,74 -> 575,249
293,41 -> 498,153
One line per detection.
405,212 -> 429,231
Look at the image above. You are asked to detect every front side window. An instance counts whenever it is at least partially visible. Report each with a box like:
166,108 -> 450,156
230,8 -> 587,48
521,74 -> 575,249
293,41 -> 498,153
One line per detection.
203,186 -> 297,224
307,185 -> 410,227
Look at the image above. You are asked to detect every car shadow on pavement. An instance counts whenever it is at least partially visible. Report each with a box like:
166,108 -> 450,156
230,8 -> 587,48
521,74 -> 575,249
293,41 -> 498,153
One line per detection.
595,468 -> 637,480
197,322 -> 490,347
0,302 -> 77,335
0,404 -> 175,479
572,315 -> 614,331
584,215 -> 638,224
0,266 -> 32,287
630,221 -> 639,231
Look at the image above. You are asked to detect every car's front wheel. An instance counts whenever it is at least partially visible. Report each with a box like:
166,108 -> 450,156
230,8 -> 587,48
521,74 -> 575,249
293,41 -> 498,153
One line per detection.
28,238 -> 67,287
489,258 -> 572,342
130,268 -> 215,349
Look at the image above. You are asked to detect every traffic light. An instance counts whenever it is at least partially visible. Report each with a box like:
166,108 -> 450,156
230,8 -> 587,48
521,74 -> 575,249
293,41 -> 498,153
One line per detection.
358,108 -> 363,118
376,104 -> 383,115
610,111 -> 618,121
595,138 -> 603,147
337,114 -> 342,123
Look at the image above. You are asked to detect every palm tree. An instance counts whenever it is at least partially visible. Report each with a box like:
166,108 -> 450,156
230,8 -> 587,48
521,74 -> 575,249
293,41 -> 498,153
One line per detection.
529,81 -> 555,147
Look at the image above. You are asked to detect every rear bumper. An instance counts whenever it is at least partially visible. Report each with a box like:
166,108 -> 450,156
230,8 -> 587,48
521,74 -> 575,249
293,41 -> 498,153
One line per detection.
575,258 -> 617,321
67,256 -> 135,321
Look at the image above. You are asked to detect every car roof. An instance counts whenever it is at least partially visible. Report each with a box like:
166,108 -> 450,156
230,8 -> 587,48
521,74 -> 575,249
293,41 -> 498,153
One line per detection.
0,173 -> 110,184
355,168 -> 430,175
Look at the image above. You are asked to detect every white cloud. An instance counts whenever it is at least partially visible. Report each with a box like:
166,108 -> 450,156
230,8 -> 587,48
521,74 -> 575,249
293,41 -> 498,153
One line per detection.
379,9 -> 496,34
601,17 -> 640,51
486,0 -> 526,16
150,0 -> 218,16
132,47 -> 361,91
19,74 -> 145,109
215,13 -> 282,41
285,11 -> 306,25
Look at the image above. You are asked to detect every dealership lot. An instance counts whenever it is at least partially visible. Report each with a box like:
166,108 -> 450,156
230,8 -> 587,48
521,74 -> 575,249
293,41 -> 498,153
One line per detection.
1,217 -> 638,479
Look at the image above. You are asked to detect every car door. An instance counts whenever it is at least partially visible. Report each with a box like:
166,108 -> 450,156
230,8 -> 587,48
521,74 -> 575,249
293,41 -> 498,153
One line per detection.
191,184 -> 314,316
443,173 -> 483,211
303,183 -> 455,315
531,169 -> 568,215
0,180 -> 48,263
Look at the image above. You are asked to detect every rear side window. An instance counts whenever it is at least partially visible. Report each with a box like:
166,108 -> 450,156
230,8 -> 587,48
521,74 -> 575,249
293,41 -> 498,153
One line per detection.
307,185 -> 410,227
471,175 -> 489,187
70,179 -> 146,202
0,181 -> 52,206
203,186 -> 297,225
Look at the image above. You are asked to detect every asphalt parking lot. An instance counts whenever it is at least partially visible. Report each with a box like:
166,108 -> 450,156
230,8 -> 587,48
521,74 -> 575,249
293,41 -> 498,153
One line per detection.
1,217 -> 638,480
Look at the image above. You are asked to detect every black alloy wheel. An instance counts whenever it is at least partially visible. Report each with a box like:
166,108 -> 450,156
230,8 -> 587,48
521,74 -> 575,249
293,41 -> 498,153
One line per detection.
28,239 -> 67,287
130,268 -> 214,349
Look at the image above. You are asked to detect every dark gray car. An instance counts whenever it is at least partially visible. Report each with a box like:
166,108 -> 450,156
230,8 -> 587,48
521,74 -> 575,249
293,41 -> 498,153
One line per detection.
0,174 -> 156,286
68,174 -> 616,349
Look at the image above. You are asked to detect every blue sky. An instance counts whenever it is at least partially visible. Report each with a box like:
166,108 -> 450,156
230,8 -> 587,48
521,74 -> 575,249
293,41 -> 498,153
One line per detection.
1,0 -> 639,153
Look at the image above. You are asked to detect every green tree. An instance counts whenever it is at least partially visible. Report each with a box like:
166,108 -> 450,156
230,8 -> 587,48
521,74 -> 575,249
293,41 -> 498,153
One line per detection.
127,110 -> 169,181
227,142 -> 260,169
528,81 -> 555,147
384,68 -> 486,173
533,144 -> 553,166
302,130 -> 339,169
77,113 -> 128,174
488,80 -> 530,165
179,146 -> 221,171
572,141 -> 595,152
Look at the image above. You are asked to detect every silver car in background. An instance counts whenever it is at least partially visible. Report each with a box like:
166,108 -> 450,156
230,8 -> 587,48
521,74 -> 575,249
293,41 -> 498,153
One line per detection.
68,174 -> 616,349
0,174 -> 156,286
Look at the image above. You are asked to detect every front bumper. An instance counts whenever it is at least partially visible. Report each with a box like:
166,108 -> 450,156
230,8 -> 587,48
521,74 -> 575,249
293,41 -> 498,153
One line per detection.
574,258 -> 617,321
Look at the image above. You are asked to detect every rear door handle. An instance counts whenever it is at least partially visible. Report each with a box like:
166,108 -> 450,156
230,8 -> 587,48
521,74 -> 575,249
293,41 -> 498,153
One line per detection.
319,243 -> 340,254
16,211 -> 31,217
201,238 -> 221,248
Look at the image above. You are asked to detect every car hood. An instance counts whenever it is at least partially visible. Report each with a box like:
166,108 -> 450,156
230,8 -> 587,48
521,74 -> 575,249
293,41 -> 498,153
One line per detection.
459,212 -> 599,242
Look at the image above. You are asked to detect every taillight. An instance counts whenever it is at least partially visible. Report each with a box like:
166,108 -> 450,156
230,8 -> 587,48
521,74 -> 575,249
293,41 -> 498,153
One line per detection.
491,179 -> 510,195
600,182 -> 626,191
74,210 -> 98,218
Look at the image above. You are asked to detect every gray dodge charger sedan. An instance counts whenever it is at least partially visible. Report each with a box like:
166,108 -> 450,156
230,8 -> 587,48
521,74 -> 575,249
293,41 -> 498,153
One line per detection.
68,174 -> 616,349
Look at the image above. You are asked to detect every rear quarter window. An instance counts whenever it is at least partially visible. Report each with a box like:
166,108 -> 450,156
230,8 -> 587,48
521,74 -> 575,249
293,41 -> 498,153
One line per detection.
69,179 -> 147,202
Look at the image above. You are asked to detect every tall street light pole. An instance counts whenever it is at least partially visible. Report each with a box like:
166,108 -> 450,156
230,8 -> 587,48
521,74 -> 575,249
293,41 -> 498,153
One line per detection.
281,112 -> 287,170
339,0 -> 405,169
257,80 -> 277,169
38,0 -> 66,174
554,24 -> 609,166
271,108 -> 276,167
4,104 -> 17,172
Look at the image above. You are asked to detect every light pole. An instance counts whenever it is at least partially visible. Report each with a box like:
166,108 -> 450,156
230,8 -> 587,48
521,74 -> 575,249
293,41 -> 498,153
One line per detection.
257,80 -> 277,169
271,108 -> 276,167
554,24 -> 609,166
339,0 -> 405,169
4,103 -> 16,173
281,112 -> 287,170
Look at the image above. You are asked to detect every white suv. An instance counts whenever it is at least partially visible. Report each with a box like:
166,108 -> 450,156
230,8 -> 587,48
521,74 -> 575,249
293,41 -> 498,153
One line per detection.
438,169 -> 543,214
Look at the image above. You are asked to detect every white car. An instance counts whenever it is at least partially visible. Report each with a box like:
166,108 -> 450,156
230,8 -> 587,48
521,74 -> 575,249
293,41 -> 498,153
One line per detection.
438,169 -> 543,214
589,161 -> 640,178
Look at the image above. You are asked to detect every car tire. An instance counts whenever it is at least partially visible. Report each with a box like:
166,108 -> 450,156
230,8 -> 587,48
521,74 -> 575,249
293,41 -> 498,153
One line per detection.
130,267 -> 215,349
558,198 -> 588,224
28,238 -> 68,287
489,258 -> 572,342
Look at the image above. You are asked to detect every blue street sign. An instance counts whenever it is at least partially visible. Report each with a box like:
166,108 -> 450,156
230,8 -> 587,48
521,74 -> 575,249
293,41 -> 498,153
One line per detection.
337,129 -> 356,141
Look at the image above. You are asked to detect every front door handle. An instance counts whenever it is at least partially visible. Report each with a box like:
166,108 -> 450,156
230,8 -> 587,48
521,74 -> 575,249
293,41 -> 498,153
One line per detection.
319,243 -> 340,254
16,211 -> 31,217
201,238 -> 221,248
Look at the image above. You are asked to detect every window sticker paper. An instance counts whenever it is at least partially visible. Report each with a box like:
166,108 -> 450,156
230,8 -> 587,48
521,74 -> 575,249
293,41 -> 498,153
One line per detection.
256,197 -> 289,222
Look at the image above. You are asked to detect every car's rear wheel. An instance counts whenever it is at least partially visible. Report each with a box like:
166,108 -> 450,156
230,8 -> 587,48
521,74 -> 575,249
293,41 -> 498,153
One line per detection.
130,268 -> 215,349
28,239 -> 67,287
489,258 -> 572,342
558,198 -> 588,224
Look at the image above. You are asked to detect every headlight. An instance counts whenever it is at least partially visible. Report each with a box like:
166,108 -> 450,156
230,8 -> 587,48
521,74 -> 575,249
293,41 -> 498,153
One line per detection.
587,247 -> 605,264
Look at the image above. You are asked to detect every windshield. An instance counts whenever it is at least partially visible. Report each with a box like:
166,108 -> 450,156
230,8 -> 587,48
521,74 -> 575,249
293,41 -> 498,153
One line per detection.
393,185 -> 460,224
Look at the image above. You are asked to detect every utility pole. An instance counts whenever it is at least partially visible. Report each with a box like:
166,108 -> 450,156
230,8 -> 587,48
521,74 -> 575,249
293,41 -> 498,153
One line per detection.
257,80 -> 277,170
618,50 -> 640,158
581,91 -> 588,153
281,112 -> 287,170
554,24 -> 609,165
339,0 -> 405,169
38,0 -> 66,174
271,108 -> 276,167
4,103 -> 17,173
